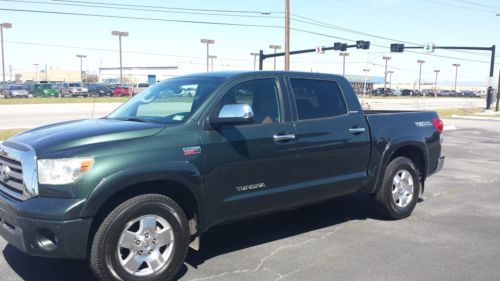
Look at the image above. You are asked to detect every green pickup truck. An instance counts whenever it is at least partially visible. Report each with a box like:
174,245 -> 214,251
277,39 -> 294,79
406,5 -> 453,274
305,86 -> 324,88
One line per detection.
0,71 -> 444,281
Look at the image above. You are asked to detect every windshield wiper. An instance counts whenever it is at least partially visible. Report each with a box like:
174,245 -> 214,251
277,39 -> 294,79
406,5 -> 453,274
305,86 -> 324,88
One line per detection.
115,117 -> 154,123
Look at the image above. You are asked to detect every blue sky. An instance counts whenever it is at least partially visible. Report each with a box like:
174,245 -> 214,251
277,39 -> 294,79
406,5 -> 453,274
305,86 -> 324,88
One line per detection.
0,0 -> 499,85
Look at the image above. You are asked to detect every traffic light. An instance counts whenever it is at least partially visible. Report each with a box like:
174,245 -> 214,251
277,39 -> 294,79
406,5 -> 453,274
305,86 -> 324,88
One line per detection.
391,43 -> 405,52
333,42 -> 342,51
356,40 -> 370,50
340,43 -> 348,51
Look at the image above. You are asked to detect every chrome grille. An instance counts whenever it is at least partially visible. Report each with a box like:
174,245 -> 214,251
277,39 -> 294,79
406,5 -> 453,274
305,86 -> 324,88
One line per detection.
0,153 -> 27,200
0,142 -> 38,201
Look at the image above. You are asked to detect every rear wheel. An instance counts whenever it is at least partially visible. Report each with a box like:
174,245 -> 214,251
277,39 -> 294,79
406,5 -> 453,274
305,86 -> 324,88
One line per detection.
90,194 -> 189,281
373,157 -> 420,220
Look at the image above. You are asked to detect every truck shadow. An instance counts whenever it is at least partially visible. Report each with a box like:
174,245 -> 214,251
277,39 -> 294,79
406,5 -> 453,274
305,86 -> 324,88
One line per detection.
2,190 -> 389,281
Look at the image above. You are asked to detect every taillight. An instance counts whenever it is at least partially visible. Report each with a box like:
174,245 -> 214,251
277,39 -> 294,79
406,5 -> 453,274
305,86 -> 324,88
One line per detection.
432,118 -> 443,134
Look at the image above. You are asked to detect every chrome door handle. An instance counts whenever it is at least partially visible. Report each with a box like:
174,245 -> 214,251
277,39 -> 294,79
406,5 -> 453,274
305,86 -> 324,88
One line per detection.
273,134 -> 296,142
349,128 -> 366,134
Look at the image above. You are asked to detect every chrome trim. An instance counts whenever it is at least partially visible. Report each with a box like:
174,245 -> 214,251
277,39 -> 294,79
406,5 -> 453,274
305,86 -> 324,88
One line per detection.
218,104 -> 254,119
273,134 -> 296,142
0,142 -> 38,200
349,128 -> 366,134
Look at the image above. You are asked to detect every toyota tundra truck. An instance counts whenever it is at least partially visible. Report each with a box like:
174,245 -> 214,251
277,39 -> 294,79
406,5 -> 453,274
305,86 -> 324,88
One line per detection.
0,71 -> 444,281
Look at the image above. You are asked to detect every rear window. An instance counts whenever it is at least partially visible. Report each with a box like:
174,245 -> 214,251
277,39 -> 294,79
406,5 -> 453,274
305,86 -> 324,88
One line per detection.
69,83 -> 81,87
290,78 -> 347,120
10,85 -> 24,90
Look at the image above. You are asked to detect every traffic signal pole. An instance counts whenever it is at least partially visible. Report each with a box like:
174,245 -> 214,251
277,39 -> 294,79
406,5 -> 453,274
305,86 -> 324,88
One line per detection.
259,41 -> 370,70
391,44 -> 496,109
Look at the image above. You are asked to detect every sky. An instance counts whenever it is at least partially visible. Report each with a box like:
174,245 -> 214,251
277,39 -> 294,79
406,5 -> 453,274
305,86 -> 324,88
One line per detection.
0,0 -> 499,85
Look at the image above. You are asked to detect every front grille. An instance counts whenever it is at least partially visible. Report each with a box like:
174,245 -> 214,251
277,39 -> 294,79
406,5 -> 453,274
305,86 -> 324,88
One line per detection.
0,153 -> 27,201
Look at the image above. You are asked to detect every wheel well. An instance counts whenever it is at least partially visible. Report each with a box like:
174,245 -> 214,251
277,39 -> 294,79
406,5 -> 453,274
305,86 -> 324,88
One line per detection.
390,146 -> 426,181
88,180 -> 199,255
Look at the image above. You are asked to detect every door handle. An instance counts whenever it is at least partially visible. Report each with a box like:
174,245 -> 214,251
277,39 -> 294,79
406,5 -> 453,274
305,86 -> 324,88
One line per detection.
273,134 -> 296,142
349,128 -> 366,134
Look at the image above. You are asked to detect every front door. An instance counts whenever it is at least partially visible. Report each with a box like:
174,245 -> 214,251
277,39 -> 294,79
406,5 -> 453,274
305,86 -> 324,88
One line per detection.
200,77 -> 298,224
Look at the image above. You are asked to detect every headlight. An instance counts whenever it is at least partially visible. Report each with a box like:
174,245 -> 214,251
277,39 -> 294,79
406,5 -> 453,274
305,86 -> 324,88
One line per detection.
37,157 -> 94,185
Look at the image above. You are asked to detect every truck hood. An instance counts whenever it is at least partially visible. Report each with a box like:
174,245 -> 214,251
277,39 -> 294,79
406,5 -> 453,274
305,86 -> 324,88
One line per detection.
9,119 -> 165,154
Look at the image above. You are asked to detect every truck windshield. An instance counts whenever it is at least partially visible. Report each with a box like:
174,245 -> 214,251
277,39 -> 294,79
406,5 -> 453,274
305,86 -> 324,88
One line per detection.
108,77 -> 223,124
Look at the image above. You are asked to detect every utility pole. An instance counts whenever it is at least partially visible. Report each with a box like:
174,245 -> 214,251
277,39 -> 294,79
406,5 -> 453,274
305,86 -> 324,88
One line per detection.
382,56 -> 391,94
0,23 -> 12,88
208,55 -> 217,72
284,0 -> 290,71
44,64 -> 47,81
452,63 -> 460,94
269,45 -> 282,70
76,54 -> 86,82
433,70 -> 440,98
8,64 -> 12,82
496,70 -> 500,111
339,52 -> 349,76
111,31 -> 129,87
250,52 -> 259,70
417,60 -> 425,96
201,39 -> 215,72
33,63 -> 39,81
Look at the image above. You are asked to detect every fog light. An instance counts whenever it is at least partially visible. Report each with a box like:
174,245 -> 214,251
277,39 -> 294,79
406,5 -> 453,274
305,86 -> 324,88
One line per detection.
37,229 -> 58,252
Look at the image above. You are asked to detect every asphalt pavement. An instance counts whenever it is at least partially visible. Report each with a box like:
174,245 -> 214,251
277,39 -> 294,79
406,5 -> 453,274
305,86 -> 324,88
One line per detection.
0,117 -> 499,280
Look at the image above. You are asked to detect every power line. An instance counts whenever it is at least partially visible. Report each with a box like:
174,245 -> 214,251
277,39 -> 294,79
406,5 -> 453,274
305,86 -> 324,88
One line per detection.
1,0 -> 284,19
0,8 -> 285,29
422,0 -> 493,13
450,0 -> 500,10
51,0 -> 277,14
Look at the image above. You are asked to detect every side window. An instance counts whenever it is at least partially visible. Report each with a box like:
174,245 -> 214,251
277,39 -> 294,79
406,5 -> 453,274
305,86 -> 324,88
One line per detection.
217,79 -> 282,124
290,78 -> 347,120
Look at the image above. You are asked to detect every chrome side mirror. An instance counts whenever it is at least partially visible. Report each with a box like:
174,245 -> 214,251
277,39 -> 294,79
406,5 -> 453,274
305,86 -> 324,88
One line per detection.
211,104 -> 254,126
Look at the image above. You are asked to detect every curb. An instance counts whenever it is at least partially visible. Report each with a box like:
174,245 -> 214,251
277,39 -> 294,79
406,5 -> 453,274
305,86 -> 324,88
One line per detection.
450,115 -> 500,121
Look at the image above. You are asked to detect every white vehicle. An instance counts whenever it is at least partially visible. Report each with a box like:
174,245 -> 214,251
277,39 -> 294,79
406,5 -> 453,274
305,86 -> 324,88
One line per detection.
60,82 -> 89,97
5,85 -> 29,98
132,83 -> 150,95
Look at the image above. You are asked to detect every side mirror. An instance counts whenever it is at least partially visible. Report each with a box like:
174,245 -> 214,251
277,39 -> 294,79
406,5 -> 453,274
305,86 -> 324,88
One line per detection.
211,104 -> 254,126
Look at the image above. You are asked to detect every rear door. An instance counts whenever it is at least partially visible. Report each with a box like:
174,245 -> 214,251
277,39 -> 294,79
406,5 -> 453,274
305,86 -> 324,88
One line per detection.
287,76 -> 370,200
200,77 -> 298,224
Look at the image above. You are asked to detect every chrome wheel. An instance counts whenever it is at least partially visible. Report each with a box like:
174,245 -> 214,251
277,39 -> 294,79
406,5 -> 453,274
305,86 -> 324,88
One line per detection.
117,215 -> 174,276
391,169 -> 414,208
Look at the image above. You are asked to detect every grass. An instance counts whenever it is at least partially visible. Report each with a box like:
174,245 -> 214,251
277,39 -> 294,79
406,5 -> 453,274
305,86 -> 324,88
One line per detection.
435,107 -> 483,118
0,129 -> 26,141
0,97 -> 129,105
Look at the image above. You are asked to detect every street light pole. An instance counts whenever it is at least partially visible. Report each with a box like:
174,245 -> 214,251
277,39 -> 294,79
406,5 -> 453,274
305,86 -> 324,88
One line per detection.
387,70 -> 394,89
208,55 -> 217,72
250,52 -> 259,70
363,68 -> 370,101
452,63 -> 460,94
201,39 -> 215,72
433,70 -> 440,98
382,56 -> 391,94
33,63 -> 39,81
339,52 -> 349,76
0,23 -> 12,88
76,54 -> 86,82
269,44 -> 282,70
111,31 -> 129,87
417,60 -> 425,96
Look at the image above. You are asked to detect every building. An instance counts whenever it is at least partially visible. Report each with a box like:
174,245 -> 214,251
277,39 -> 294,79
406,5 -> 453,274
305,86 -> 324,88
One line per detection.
99,66 -> 179,84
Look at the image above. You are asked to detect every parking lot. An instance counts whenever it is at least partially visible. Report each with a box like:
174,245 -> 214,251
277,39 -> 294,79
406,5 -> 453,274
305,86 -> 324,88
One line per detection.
0,117 -> 498,281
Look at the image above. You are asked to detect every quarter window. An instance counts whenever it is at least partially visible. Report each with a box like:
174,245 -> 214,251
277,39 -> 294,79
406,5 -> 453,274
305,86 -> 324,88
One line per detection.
290,78 -> 347,120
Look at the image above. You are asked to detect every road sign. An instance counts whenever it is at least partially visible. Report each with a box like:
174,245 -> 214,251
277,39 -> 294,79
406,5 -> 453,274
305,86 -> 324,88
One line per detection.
424,43 -> 435,53
486,76 -> 494,87
315,46 -> 324,54
148,74 -> 157,85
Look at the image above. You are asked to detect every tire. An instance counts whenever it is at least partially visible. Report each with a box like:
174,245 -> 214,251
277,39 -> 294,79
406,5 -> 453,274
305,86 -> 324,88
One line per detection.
90,194 -> 189,281
373,157 -> 420,220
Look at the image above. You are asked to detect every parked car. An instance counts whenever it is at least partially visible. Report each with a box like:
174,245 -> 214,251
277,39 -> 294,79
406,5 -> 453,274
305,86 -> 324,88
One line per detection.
372,87 -> 392,96
4,85 -> 29,98
32,83 -> 58,97
438,90 -> 453,97
400,89 -> 416,96
459,91 -> 479,97
112,85 -> 133,96
86,83 -> 113,97
60,82 -> 89,97
132,83 -> 150,95
0,71 -> 444,281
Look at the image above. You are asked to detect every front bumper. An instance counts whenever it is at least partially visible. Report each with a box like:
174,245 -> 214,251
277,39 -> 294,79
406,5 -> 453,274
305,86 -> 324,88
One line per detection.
0,195 -> 92,260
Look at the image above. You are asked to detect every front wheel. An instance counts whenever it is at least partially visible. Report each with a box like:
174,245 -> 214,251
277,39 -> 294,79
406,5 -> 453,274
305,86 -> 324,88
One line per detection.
373,157 -> 420,220
90,194 -> 189,281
